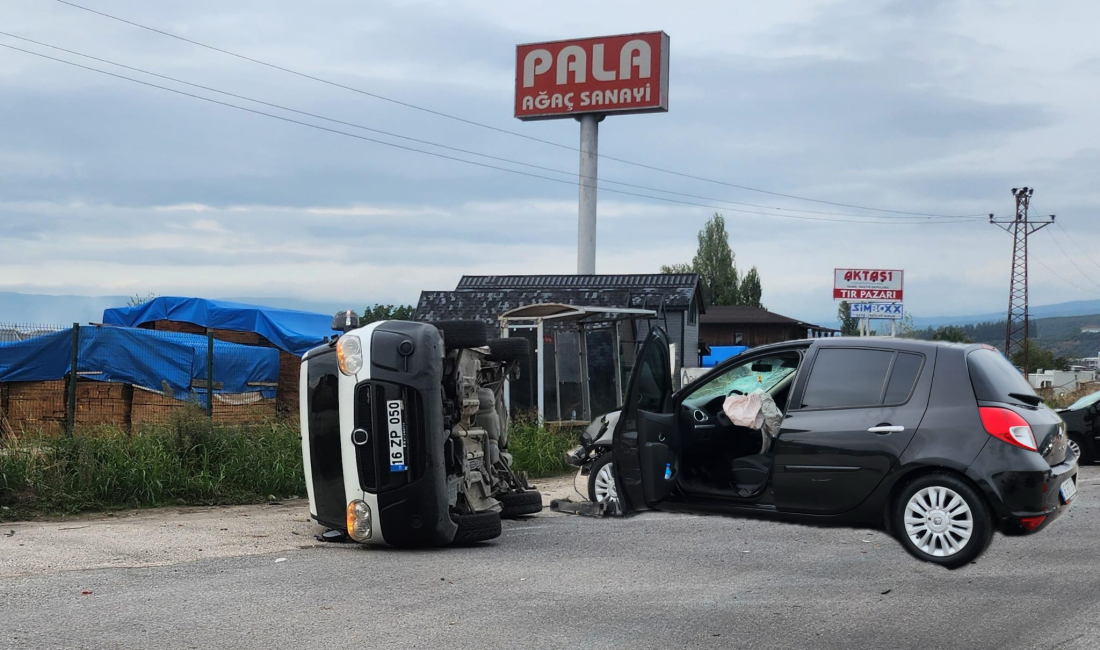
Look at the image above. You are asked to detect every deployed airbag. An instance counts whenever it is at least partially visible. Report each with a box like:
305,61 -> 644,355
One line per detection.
722,389 -> 784,454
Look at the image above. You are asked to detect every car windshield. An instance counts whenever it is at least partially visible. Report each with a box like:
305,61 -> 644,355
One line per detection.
687,353 -> 800,403
1066,390 -> 1100,411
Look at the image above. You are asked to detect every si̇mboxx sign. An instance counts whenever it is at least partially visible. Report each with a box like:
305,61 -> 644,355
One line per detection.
850,302 -> 904,320
833,268 -> 904,301
515,31 -> 670,120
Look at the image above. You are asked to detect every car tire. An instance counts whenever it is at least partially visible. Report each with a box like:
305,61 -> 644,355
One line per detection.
1068,434 -> 1094,465
432,320 -> 489,350
487,337 -> 531,363
588,453 -> 619,508
450,510 -> 502,544
893,472 -> 993,569
498,490 -> 543,518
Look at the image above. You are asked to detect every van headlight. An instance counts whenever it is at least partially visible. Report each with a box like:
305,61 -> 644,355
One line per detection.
346,499 -> 372,541
337,335 -> 363,376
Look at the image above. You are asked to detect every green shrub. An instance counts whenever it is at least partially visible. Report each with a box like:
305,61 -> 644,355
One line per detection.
507,413 -> 579,478
0,408 -> 303,518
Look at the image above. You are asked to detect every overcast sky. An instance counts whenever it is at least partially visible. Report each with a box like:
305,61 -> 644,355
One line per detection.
2,0 -> 1099,321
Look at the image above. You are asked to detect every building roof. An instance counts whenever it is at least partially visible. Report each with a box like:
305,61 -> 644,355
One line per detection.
416,274 -> 703,324
699,305 -> 837,332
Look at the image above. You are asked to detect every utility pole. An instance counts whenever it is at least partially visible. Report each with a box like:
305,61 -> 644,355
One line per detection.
990,187 -> 1054,374
576,114 -> 603,275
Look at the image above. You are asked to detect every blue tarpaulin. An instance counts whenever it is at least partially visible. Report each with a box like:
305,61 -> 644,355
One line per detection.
702,345 -> 749,368
102,297 -> 334,357
0,326 -> 279,400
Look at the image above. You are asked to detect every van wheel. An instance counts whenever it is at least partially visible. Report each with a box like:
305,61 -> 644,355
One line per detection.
450,511 -> 501,544
432,320 -> 489,350
487,337 -> 531,363
892,473 -> 993,569
498,490 -> 543,518
1068,434 -> 1093,464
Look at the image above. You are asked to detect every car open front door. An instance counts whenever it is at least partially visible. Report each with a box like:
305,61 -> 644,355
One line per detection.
613,328 -> 677,513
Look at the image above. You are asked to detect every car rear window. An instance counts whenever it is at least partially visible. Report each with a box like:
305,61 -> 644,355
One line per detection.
801,348 -> 894,408
967,348 -> 1036,404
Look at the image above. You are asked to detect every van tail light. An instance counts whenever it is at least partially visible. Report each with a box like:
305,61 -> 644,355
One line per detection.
979,407 -> 1038,451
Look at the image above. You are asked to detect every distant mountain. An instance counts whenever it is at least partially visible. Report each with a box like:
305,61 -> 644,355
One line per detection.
0,291 -> 397,325
799,299 -> 1100,331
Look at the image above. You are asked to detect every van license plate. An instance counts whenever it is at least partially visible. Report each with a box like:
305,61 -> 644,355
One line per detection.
1060,479 -> 1077,504
386,400 -> 407,472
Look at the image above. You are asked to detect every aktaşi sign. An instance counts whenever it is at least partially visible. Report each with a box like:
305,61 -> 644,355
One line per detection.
850,302 -> 904,320
514,31 -> 670,120
833,268 -> 904,301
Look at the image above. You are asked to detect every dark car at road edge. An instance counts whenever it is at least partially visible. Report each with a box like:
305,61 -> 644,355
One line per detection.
612,331 -> 1079,569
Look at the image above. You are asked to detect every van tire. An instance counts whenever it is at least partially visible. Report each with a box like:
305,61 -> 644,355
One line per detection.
450,511 -> 501,544
432,321 -> 489,350
498,490 -> 543,518
487,337 -> 531,363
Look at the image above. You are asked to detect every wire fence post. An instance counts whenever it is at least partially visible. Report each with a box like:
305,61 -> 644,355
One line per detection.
206,329 -> 215,419
66,323 -> 80,437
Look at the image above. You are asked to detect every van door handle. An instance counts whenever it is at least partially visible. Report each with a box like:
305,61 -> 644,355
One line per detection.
868,425 -> 904,434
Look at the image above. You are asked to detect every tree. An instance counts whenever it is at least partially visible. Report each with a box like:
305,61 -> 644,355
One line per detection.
837,301 -> 859,336
659,263 -> 694,274
738,267 -> 763,308
1011,340 -> 1069,371
361,304 -> 416,324
896,312 -> 917,338
692,214 -> 740,305
128,292 -> 157,307
930,326 -> 972,343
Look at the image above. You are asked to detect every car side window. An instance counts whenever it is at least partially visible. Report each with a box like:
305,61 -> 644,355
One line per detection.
801,348 -> 894,409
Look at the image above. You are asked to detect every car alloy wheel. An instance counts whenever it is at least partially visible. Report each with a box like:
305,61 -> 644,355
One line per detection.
1068,437 -> 1082,459
903,485 -> 974,558
593,460 -> 618,505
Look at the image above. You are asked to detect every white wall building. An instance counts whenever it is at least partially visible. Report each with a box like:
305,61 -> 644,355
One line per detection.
1027,368 -> 1097,396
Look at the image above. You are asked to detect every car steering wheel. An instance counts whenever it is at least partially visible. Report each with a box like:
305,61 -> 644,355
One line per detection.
728,389 -> 745,397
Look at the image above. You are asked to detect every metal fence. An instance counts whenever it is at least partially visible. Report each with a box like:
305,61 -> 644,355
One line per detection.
0,322 -> 286,437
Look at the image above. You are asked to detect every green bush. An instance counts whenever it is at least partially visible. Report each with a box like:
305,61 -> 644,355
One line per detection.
507,413 -> 579,478
0,408 -> 303,518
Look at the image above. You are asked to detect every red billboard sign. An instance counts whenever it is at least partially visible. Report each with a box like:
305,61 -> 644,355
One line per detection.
833,268 -> 904,301
514,31 -> 670,120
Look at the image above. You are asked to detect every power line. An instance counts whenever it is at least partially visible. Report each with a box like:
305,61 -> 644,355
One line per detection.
1056,221 -> 1100,273
52,0 -> 986,220
0,31 -> 979,223
0,41 -> 983,226
1044,228 -> 1100,291
1032,258 -> 1100,297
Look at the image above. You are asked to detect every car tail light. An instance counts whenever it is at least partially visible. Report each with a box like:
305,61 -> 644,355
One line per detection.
1019,515 -> 1046,531
978,407 -> 1038,451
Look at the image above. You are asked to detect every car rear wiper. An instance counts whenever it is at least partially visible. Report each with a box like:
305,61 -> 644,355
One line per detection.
1008,392 -> 1044,406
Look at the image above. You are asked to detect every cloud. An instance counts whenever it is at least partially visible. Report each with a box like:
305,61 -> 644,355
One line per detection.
0,0 -> 1098,320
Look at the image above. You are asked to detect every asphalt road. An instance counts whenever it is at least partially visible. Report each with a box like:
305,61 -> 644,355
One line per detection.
4,467 -> 1099,650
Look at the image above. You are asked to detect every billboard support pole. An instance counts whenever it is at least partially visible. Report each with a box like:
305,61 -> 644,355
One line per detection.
577,114 -> 602,275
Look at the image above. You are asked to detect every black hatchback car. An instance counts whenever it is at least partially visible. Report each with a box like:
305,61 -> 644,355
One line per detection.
1059,390 -> 1100,465
612,330 -> 1078,568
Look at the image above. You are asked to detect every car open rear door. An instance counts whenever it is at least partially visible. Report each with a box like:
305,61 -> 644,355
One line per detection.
613,328 -> 677,513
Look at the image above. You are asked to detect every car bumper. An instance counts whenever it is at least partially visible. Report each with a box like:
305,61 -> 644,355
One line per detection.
967,440 -> 1079,535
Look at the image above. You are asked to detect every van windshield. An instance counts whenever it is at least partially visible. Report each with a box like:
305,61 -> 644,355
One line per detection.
967,348 -> 1036,405
1066,390 -> 1100,411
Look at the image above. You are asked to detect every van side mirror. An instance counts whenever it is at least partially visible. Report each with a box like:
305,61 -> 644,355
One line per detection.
332,310 -> 360,332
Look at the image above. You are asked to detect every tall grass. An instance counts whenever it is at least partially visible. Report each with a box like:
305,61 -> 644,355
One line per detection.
0,407 -> 303,518
507,412 -> 579,478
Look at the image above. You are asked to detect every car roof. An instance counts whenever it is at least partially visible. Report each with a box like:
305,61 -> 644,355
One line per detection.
748,336 -> 980,354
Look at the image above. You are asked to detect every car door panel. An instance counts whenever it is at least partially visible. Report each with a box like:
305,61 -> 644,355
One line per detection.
613,328 -> 674,512
637,409 -> 679,505
773,345 -> 935,516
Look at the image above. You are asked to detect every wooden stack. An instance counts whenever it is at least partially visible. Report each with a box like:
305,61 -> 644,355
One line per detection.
130,388 -> 197,426
3,380 -> 67,435
74,381 -> 132,427
142,319 -> 304,414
